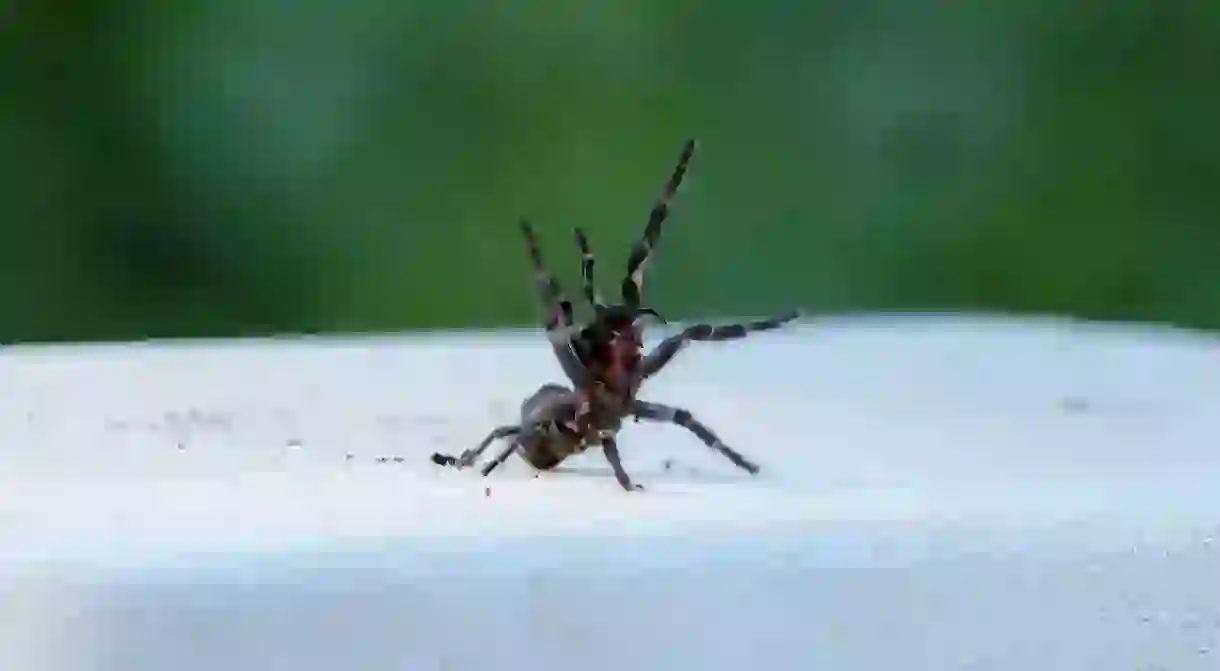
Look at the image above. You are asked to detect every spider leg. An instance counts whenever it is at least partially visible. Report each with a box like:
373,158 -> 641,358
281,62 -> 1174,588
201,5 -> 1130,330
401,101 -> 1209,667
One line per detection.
480,417 -> 577,477
574,227 -> 605,312
621,139 -> 697,310
631,400 -> 760,475
519,219 -> 588,384
480,436 -> 522,476
435,424 -> 520,469
483,390 -> 586,476
520,218 -> 575,332
599,431 -> 643,491
638,309 -> 801,379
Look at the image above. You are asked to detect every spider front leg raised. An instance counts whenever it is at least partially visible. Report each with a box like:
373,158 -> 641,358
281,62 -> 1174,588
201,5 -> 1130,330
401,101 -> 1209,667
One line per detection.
621,139 -> 697,310
632,400 -> 761,475
574,227 -> 605,313
520,219 -> 574,332
519,219 -> 588,385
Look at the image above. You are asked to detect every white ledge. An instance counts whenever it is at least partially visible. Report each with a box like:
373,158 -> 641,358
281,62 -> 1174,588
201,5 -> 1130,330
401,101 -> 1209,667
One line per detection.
1,314 -> 1218,670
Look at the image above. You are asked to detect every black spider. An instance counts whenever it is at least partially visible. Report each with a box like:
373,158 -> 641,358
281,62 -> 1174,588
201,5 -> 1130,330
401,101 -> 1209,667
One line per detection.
431,139 -> 800,491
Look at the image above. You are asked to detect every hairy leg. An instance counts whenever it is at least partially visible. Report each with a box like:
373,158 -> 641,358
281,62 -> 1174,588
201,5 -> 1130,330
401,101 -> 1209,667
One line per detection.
436,386 -> 580,471
519,219 -> 588,383
480,436 -> 522,476
429,424 -> 520,468
481,389 -> 586,475
520,219 -> 573,329
456,425 -> 520,468
574,227 -> 605,313
621,139 -> 697,310
639,310 -> 800,379
480,416 -> 584,476
600,432 -> 642,491
631,400 -> 760,475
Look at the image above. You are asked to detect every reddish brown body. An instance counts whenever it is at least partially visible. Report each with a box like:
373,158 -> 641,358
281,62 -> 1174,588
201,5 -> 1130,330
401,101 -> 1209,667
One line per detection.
431,139 -> 797,490
515,328 -> 642,473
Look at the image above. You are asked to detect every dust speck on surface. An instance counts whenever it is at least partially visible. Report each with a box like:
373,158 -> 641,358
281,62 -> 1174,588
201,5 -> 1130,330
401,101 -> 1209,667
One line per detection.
1059,396 -> 1090,413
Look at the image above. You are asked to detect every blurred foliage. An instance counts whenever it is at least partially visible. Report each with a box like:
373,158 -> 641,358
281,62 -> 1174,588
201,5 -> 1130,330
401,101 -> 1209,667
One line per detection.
1,0 -> 1218,342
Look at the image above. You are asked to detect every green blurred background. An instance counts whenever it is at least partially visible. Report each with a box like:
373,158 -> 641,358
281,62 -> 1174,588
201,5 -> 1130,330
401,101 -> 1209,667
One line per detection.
2,1 -> 1218,343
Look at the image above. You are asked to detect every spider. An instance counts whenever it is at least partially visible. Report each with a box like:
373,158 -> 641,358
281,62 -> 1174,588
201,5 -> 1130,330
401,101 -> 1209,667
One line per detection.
431,139 -> 800,491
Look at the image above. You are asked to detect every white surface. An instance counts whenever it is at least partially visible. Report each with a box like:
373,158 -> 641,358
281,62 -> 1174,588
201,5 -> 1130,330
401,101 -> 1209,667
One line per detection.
1,314 -> 1218,670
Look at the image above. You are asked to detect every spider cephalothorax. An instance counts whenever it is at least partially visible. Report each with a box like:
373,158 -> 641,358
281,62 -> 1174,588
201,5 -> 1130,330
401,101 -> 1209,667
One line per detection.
431,139 -> 800,491
572,304 -> 655,391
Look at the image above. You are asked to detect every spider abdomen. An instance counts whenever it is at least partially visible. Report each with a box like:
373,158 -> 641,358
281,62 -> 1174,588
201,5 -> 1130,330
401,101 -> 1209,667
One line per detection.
516,382 -> 586,471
